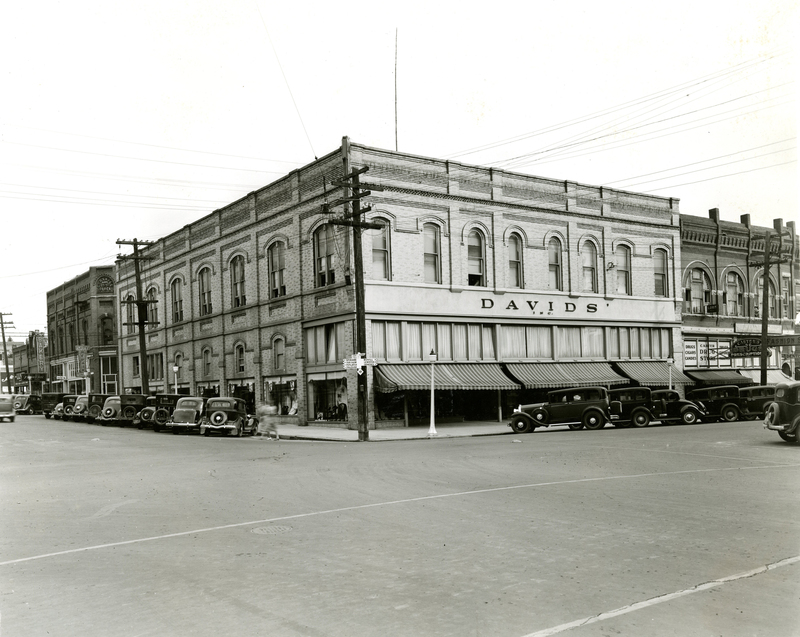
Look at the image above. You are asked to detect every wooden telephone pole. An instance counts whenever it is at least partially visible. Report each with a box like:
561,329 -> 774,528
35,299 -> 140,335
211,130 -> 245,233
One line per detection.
116,239 -> 157,395
0,312 -> 13,394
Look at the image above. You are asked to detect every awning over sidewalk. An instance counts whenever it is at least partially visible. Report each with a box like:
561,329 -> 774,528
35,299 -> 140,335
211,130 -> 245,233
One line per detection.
685,369 -> 753,386
504,362 -> 628,389
614,361 -> 694,386
738,369 -> 793,385
374,363 -> 519,393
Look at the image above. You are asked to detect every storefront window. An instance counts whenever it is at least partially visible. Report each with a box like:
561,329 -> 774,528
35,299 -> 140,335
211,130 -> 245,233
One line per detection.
307,374 -> 347,421
265,378 -> 297,416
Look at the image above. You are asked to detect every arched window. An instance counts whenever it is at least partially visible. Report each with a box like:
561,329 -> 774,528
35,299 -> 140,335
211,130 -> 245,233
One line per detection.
616,245 -> 631,295
581,243 -> 597,293
274,337 -> 285,371
685,268 -> 712,314
268,241 -> 286,298
725,271 -> 744,316
101,317 -> 113,345
423,224 -> 441,284
125,294 -> 136,334
654,249 -> 668,297
146,288 -> 158,328
314,225 -> 336,287
174,353 -> 183,380
372,220 -> 391,281
171,278 -> 183,323
198,267 -> 212,316
230,255 -> 246,308
202,348 -> 211,377
508,234 -> 522,288
467,230 -> 485,286
756,275 -> 777,318
548,238 -> 562,291
235,344 -> 245,373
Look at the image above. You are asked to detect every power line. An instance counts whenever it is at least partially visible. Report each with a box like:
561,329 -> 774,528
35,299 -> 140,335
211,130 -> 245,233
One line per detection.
640,159 -> 797,192
0,182 -> 229,205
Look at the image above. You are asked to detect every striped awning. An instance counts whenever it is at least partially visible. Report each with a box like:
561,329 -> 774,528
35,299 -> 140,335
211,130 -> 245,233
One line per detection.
614,361 -> 694,386
504,362 -> 628,389
685,369 -> 753,386
373,364 -> 519,393
738,369 -> 793,385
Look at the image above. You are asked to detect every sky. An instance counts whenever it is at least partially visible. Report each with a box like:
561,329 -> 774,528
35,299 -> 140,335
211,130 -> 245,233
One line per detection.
1,0 -> 797,340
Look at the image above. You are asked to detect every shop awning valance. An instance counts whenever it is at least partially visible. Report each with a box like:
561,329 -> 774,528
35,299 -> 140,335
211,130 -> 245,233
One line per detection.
374,363 -> 519,393
738,369 -> 793,385
614,361 -> 694,386
504,362 -> 628,389
685,370 -> 753,386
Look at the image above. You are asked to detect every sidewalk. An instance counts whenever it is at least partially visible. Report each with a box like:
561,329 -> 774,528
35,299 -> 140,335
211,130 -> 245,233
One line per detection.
258,421 -> 514,442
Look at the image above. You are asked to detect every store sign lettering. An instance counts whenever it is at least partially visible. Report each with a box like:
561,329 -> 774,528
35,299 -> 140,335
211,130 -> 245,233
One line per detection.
481,298 -> 597,313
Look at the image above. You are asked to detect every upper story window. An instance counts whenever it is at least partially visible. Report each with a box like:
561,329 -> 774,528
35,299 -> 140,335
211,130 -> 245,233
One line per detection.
581,243 -> 597,293
174,353 -> 183,380
548,238 -> 562,291
230,255 -> 246,308
423,223 -> 441,284
101,317 -> 114,345
467,230 -> 485,286
372,220 -> 391,281
756,275 -> 777,318
273,337 -> 285,371
685,268 -> 712,314
68,324 -> 75,351
171,278 -> 183,323
125,295 -> 136,334
235,344 -> 245,373
508,234 -> 522,288
781,276 -> 790,319
146,287 -> 158,328
725,271 -> 745,317
198,267 -> 213,316
202,348 -> 211,377
616,245 -> 631,295
58,326 -> 64,353
314,225 -> 336,287
268,241 -> 286,299
654,249 -> 668,297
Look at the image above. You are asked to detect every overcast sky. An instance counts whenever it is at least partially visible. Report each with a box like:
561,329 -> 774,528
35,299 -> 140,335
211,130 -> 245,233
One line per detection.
1,0 -> 797,339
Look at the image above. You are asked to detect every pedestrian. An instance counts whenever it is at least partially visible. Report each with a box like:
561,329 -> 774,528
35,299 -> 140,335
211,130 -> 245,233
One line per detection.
256,403 -> 280,440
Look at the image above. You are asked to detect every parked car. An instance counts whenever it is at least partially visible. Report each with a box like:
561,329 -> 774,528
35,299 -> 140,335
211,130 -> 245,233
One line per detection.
42,392 -> 65,419
0,395 -> 16,422
52,402 -> 64,420
151,394 -> 183,431
169,397 -> 207,434
608,387 -> 655,427
87,394 -> 111,423
200,397 -> 258,437
738,385 -> 776,420
119,394 -> 147,427
509,386 -> 622,433
687,385 -> 747,422
13,394 -> 42,415
135,396 -> 158,429
649,389 -> 707,425
61,395 -> 80,421
764,380 -> 800,443
99,396 -> 122,425
71,395 -> 90,422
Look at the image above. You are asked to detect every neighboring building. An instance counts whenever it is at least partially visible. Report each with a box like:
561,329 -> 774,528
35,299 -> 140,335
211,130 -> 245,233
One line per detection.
0,338 -> 19,394
11,331 -> 48,394
46,266 -> 119,394
680,209 -> 799,386
116,138 -> 688,429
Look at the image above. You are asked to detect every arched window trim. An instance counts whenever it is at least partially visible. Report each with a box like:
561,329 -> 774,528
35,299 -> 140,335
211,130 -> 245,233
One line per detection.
233,342 -> 246,374
272,335 -> 286,372
370,216 -> 392,281
614,244 -> 632,296
423,222 -> 442,284
229,254 -> 247,308
146,287 -> 159,328
312,224 -> 337,288
723,268 -> 746,317
170,277 -> 184,324
683,264 -> 714,315
467,228 -> 486,287
579,238 -> 599,293
267,240 -> 287,299
507,232 -> 523,289
653,248 -> 669,298
547,236 -> 564,292
198,266 -> 213,316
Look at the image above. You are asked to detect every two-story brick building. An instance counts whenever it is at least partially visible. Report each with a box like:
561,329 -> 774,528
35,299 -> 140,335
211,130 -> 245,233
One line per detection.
116,138 -> 694,429
46,266 -> 119,395
679,209 -> 798,386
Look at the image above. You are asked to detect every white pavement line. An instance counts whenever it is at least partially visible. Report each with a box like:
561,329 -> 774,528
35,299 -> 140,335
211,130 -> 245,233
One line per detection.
521,555 -> 800,637
1,463 -> 798,567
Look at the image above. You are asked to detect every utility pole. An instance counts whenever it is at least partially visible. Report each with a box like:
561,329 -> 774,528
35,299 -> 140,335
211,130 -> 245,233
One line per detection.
0,313 -> 13,394
117,239 -> 157,396
327,138 -> 383,441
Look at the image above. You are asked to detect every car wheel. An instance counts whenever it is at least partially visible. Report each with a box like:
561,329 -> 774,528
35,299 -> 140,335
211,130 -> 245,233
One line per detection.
45,413 -> 51,419
509,417 -> 531,434
236,421 -> 243,437
154,409 -> 170,426
582,410 -> 604,430
681,410 -> 699,425
632,411 -> 651,428
721,406 -> 739,422
531,408 -> 549,426
567,422 -> 584,430
778,430 -> 799,443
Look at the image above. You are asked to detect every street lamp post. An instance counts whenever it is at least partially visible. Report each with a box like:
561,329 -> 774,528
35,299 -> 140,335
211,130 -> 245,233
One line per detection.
428,349 -> 437,437
667,357 -> 674,391
172,365 -> 179,394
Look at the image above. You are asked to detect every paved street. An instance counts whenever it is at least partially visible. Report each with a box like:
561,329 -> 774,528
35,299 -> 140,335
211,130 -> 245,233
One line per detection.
1,416 -> 798,636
